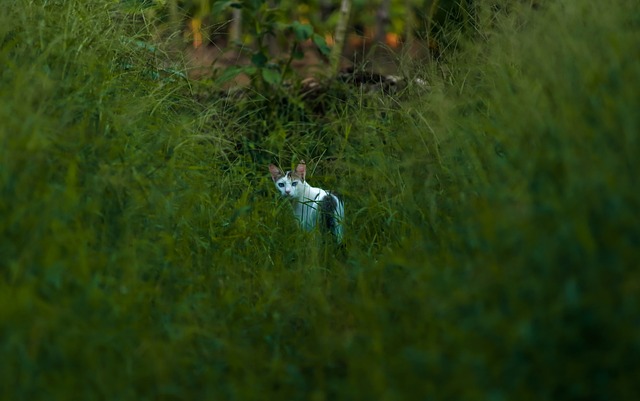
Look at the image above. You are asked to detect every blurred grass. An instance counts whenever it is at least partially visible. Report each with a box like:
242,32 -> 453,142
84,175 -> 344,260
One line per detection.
1,0 -> 639,400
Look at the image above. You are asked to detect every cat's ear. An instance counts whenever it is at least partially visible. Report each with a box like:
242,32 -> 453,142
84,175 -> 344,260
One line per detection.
295,161 -> 306,181
269,164 -> 283,181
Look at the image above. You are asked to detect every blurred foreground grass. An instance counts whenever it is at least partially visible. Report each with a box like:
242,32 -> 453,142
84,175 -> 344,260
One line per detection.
1,1 -> 639,400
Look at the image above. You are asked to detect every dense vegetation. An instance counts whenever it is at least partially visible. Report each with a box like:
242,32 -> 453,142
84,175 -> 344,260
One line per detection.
1,0 -> 638,400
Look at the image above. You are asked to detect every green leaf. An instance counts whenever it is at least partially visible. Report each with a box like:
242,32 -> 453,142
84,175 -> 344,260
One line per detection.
212,1 -> 241,14
244,66 -> 257,76
215,66 -> 247,85
292,21 -> 313,41
292,46 -> 304,60
261,68 -> 281,86
312,33 -> 331,56
131,39 -> 157,53
251,52 -> 268,68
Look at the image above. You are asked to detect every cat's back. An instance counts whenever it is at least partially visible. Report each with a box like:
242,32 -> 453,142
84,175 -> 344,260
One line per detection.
318,190 -> 344,243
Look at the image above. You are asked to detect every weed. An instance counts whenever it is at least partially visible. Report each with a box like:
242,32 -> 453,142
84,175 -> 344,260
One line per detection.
1,0 -> 638,400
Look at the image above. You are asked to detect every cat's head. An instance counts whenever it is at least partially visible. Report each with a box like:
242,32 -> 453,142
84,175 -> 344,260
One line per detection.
269,162 -> 306,198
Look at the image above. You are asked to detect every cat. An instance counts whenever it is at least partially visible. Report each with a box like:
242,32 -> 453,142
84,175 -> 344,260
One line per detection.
269,161 -> 344,243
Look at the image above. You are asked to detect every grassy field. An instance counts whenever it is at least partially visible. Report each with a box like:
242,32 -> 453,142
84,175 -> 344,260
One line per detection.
1,0 -> 639,400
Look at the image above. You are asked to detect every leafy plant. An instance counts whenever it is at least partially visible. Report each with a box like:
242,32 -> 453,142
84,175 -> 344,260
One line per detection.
213,0 -> 331,88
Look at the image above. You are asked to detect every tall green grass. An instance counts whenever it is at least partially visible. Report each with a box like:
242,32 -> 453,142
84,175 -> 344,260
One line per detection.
1,0 -> 638,400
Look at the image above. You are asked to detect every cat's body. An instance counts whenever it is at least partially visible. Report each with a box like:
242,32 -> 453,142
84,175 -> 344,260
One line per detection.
269,162 -> 344,243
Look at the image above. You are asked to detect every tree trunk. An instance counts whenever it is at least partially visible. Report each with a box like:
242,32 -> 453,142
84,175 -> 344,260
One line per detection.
374,0 -> 391,46
229,8 -> 242,44
330,0 -> 352,77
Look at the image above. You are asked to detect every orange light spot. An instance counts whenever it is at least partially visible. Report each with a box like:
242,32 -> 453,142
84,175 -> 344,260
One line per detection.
190,18 -> 203,49
324,34 -> 335,46
386,33 -> 400,48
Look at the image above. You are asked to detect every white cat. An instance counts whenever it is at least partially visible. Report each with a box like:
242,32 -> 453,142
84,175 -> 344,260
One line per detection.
269,161 -> 344,243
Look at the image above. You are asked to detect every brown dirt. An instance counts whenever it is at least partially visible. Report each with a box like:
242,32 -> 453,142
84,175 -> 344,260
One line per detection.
181,34 -> 433,85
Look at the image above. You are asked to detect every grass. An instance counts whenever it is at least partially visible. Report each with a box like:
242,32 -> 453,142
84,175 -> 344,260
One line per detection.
1,0 -> 639,400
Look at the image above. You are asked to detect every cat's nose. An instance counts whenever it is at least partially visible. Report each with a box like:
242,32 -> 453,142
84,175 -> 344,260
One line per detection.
285,190 -> 291,194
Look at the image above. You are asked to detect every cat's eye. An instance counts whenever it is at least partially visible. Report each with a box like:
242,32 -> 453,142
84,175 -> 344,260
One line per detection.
292,182 -> 298,187
278,183 -> 284,188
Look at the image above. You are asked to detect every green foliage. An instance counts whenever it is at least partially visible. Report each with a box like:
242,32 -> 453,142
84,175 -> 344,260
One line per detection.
1,0 -> 639,400
213,0 -> 332,88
